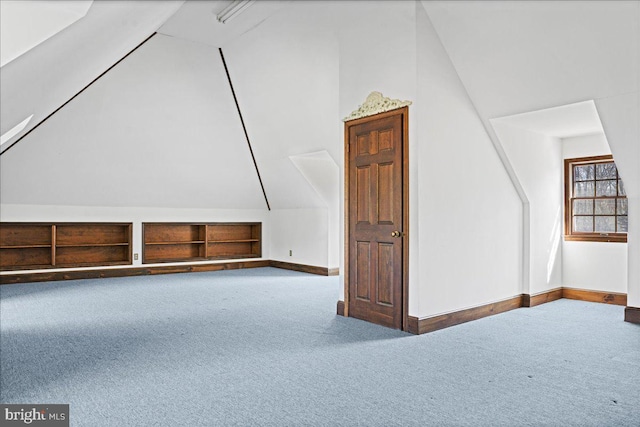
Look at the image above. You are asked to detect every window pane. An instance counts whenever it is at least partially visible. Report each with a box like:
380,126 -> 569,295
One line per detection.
596,162 -> 617,179
574,216 -> 593,232
596,180 -> 617,197
574,181 -> 595,197
595,216 -> 615,233
595,199 -> 615,215
617,216 -> 628,233
574,165 -> 594,181
619,180 -> 626,196
617,199 -> 628,215
573,199 -> 593,215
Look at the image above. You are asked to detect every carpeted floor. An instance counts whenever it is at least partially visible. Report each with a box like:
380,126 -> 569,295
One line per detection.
1,267 -> 639,426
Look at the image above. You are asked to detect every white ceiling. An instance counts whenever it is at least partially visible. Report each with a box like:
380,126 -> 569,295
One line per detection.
1,0 -> 638,207
421,0 -> 639,118
422,0 -> 639,195
158,0 -> 291,48
0,0 -> 184,145
490,100 -> 604,139
0,0 -> 93,67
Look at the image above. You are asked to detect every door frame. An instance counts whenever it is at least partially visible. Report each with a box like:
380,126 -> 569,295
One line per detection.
343,106 -> 409,331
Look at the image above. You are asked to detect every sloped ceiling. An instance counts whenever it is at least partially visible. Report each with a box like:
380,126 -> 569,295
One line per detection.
421,0 -> 638,119
158,0 -> 291,48
422,0 -> 639,194
490,101 -> 604,139
213,1 -> 340,208
0,0 -> 93,67
1,0 -> 336,210
0,33 -> 266,208
0,0 -> 184,148
2,1 -> 638,209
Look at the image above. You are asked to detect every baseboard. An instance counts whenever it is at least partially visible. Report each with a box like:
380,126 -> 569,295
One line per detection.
523,287 -> 626,307
0,260 -> 271,285
562,287 -> 627,306
0,260 -> 338,285
336,300 -> 345,316
269,260 -> 336,276
624,306 -> 640,324
522,288 -> 563,307
407,295 -> 523,335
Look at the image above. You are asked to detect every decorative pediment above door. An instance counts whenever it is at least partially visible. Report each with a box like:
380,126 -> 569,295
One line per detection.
343,91 -> 412,122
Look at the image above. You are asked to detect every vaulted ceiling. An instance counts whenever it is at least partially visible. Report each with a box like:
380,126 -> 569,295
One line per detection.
1,0 -> 638,208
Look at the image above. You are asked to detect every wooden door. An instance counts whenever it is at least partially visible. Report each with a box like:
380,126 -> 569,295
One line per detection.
346,108 -> 406,330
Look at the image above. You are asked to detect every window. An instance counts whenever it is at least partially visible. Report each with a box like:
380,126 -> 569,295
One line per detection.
564,155 -> 627,242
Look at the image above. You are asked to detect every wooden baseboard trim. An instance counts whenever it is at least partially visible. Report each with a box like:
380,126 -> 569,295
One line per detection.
522,288 -> 563,307
562,287 -> 627,306
406,316 -> 420,335
0,260 -> 338,284
337,300 -> 345,316
0,260 -> 270,285
269,260 -> 335,276
624,306 -> 640,324
407,295 -> 523,335
406,287 -> 629,335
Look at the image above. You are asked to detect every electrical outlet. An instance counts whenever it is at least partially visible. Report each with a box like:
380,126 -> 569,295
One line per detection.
289,250 -> 292,256
134,253 -> 139,260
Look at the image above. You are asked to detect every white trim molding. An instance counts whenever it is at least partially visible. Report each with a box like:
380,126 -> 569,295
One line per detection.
343,91 -> 412,122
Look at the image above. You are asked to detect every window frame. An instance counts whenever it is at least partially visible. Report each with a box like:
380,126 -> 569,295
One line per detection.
564,155 -> 627,243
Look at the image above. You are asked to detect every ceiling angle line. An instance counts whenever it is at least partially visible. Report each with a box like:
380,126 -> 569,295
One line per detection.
218,48 -> 271,211
0,32 -> 158,156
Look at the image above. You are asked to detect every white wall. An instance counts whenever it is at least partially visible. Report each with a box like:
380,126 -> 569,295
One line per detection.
0,204 -> 270,274
562,133 -> 611,158
561,133 -> 628,294
289,151 -> 340,269
335,1 -> 419,306
421,0 -> 639,308
269,209 -> 328,267
222,2 -> 340,209
217,2 -> 344,271
492,122 -> 564,295
0,34 -> 267,209
563,242 -> 627,293
596,93 -> 640,307
628,197 -> 640,307
5,1 -> 635,316
416,5 -> 522,317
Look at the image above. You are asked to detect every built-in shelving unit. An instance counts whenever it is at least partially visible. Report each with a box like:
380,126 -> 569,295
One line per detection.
143,222 -> 261,264
0,223 -> 132,271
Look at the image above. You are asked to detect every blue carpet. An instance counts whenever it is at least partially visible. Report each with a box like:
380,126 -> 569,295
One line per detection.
1,267 -> 639,426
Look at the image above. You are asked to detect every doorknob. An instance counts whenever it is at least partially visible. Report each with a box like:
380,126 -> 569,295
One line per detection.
391,231 -> 402,238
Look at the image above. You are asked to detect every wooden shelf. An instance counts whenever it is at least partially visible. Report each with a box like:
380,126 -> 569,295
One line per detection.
1,245 -> 52,249
207,254 -> 259,260
143,222 -> 261,264
0,247 -> 52,269
208,239 -> 259,243
56,243 -> 130,248
145,241 -> 205,245
144,257 -> 208,263
1,223 -> 51,245
0,222 -> 132,271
